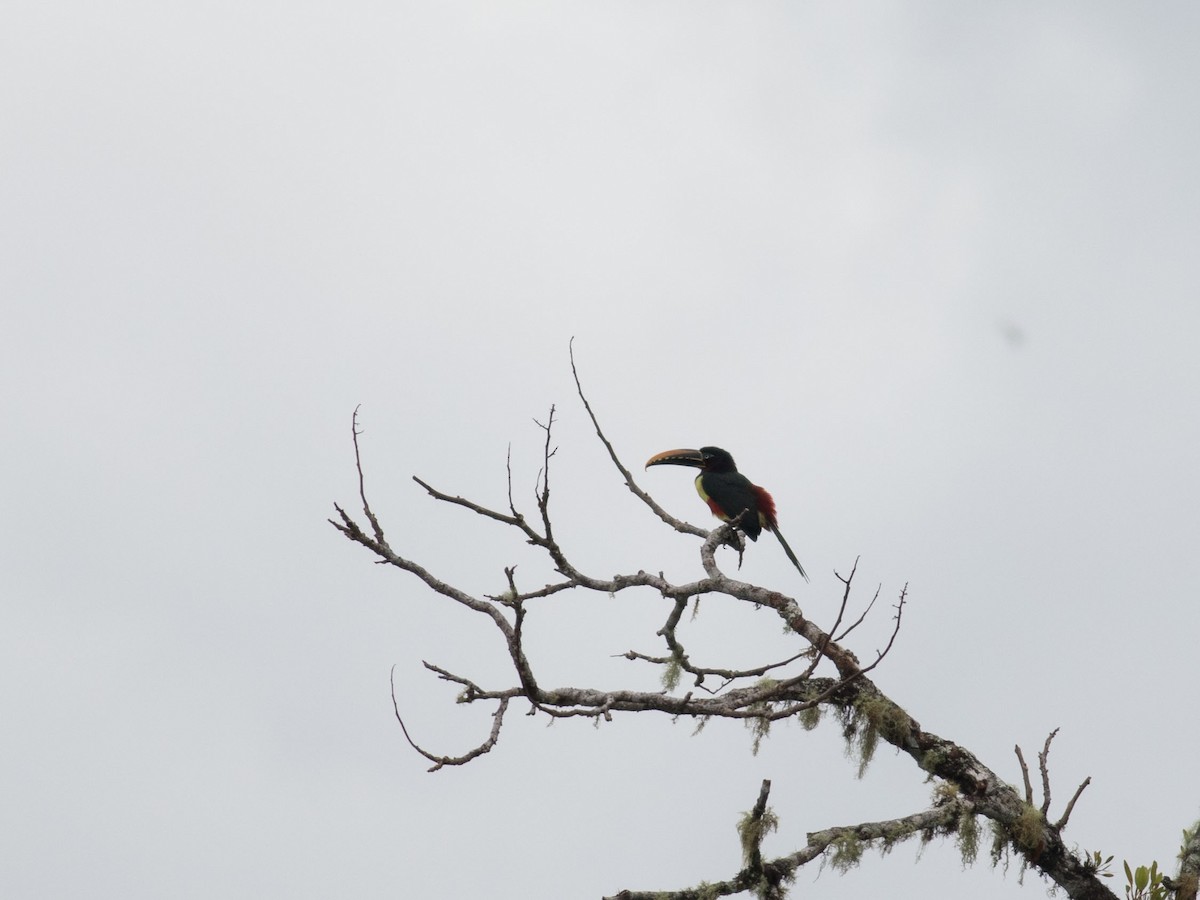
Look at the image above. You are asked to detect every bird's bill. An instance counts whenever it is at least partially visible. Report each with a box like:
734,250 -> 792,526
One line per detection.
645,448 -> 705,469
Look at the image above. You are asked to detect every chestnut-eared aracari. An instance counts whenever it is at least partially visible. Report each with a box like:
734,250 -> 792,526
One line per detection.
645,446 -> 809,581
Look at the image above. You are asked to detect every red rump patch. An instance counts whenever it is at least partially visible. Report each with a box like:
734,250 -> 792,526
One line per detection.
750,484 -> 779,529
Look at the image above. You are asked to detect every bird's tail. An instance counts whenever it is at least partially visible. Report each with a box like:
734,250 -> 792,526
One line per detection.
771,527 -> 809,582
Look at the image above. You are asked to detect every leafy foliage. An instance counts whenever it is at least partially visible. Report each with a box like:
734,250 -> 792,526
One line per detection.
1123,860 -> 1169,900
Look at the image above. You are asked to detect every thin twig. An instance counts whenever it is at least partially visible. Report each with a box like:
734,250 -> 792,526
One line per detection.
505,443 -> 520,518
621,647 -> 812,687
348,406 -> 386,546
568,338 -> 707,539
824,557 -> 858,641
412,476 -> 524,529
833,564 -> 881,644
533,406 -> 558,546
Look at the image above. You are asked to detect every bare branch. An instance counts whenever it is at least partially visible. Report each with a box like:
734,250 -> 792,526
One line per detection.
1054,777 -> 1091,830
390,666 -> 510,772
826,556 -> 859,641
411,475 -> 525,529
761,559 -> 876,696
1039,727 -> 1060,815
491,579 -> 580,603
331,348 -> 1130,900
422,662 -> 521,701
622,646 -> 812,689
870,584 -> 907,669
569,338 -> 707,539
1015,744 -> 1034,805
349,406 -> 386,546
831,561 -> 882,644
532,405 -> 558,543
505,444 -> 519,517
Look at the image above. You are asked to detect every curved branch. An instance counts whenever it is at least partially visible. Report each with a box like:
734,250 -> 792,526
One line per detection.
390,666 -> 510,772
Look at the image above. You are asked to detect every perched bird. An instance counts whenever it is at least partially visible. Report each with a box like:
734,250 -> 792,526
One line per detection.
645,446 -> 808,581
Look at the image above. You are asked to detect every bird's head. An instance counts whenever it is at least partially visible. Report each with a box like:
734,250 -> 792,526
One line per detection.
645,446 -> 738,473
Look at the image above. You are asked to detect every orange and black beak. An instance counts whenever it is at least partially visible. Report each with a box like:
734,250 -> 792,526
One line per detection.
645,448 -> 706,469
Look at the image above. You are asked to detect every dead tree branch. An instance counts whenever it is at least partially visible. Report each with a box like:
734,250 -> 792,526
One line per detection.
329,350 -> 1151,900
1039,727 -> 1060,815
1015,743 -> 1034,805
569,337 -> 707,540
390,666 -> 509,772
1055,777 -> 1092,831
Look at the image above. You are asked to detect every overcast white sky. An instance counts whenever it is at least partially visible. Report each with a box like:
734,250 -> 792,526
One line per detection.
4,3 -> 1199,898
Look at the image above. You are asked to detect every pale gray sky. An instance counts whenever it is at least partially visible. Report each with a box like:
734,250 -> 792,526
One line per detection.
3,3 -> 1199,898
